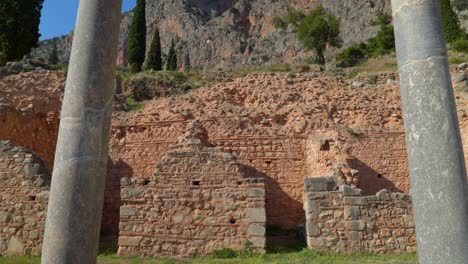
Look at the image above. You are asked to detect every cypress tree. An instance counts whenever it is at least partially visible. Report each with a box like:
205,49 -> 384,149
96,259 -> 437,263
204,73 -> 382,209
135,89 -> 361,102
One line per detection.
48,41 -> 59,65
128,0 -> 146,73
439,0 -> 465,43
0,0 -> 44,66
145,28 -> 162,71
166,39 -> 178,71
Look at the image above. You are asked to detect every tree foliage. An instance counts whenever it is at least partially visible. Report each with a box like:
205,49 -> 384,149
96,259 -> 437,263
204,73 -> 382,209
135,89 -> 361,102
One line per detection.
128,0 -> 146,73
48,41 -> 59,65
336,13 -> 395,67
439,0 -> 465,43
145,28 -> 162,71
297,5 -> 340,64
0,0 -> 44,66
166,39 -> 178,71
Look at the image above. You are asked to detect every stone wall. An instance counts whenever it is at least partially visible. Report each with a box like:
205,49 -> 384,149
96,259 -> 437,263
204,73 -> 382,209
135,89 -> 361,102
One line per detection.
109,121 -> 411,230
0,141 -> 50,256
304,177 -> 416,254
117,122 -> 267,256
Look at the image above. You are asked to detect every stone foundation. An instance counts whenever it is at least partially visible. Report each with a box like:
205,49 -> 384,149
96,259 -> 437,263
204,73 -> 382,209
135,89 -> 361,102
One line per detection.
304,177 -> 416,254
0,141 -> 50,256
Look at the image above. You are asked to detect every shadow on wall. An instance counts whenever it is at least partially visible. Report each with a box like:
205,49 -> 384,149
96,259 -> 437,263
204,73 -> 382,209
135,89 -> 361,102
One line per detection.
350,158 -> 402,195
101,157 -> 134,251
239,164 -> 305,248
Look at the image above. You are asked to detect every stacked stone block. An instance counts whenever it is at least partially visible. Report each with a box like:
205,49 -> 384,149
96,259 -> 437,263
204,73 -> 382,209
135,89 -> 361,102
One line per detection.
304,177 -> 416,254
118,122 -> 267,256
0,141 -> 50,255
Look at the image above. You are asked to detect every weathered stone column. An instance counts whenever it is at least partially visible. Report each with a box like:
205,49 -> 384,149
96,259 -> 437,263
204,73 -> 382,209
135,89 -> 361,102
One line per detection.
391,0 -> 468,263
41,0 -> 122,263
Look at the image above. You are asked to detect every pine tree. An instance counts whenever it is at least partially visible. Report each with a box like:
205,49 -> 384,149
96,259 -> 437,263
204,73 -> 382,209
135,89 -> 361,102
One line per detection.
48,41 -> 59,65
0,0 -> 44,66
128,0 -> 146,73
166,39 -> 178,71
145,28 -> 162,71
439,0 -> 465,43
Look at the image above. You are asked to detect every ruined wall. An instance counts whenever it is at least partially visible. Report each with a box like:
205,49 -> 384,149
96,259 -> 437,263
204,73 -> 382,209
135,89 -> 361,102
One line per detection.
118,122 -> 266,256
304,178 -> 416,254
0,112 -> 59,171
306,130 -> 409,195
110,122 -> 411,230
0,141 -> 50,256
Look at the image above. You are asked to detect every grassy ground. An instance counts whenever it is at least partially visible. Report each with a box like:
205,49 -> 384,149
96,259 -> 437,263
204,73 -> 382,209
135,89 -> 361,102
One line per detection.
0,249 -> 417,264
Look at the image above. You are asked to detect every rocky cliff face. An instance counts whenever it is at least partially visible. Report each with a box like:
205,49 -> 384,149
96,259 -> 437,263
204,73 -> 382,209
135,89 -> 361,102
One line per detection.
30,0 -> 463,71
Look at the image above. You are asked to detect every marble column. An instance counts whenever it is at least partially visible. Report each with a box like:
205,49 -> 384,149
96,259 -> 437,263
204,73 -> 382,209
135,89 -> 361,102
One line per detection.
391,0 -> 468,263
41,0 -> 122,263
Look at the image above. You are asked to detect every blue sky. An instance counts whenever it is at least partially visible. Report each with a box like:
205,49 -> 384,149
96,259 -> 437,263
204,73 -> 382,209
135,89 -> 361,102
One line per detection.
39,0 -> 136,40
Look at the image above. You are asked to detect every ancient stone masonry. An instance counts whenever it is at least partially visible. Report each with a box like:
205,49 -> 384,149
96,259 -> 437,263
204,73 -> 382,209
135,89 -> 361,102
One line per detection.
304,177 -> 416,254
0,141 -> 50,256
118,121 -> 266,256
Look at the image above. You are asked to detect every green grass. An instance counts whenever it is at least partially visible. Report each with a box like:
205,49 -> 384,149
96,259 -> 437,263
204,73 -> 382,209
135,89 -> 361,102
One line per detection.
0,250 -> 417,264
0,252 -> 418,264
125,95 -> 146,112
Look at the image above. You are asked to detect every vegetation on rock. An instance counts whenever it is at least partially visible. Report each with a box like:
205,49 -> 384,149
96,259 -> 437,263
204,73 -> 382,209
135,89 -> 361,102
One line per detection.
48,41 -> 59,66
440,0 -> 466,43
297,5 -> 340,65
0,0 -> 44,66
145,28 -> 163,71
336,13 -> 395,67
128,0 -> 146,73
166,39 -> 178,71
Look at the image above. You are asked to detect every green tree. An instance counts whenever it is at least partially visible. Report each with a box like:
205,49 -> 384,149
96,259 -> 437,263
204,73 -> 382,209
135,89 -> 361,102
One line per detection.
439,0 -> 465,43
297,5 -> 340,64
128,0 -> 146,73
145,28 -> 162,71
0,0 -> 44,66
48,41 -> 59,65
166,39 -> 178,71
366,13 -> 395,56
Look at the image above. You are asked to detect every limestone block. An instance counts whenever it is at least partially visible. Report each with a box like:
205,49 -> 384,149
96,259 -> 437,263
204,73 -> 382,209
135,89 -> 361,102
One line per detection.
339,185 -> 362,196
347,220 -> 366,231
248,188 -> 265,197
248,224 -> 265,236
306,222 -> 320,237
7,236 -> 24,255
250,208 -> 266,223
0,211 -> 12,223
304,177 -> 337,192
118,236 -> 143,246
249,236 -> 266,249
35,191 -> 49,203
344,206 -> 360,220
304,200 -> 319,219
121,187 -> 144,199
120,206 -> 136,216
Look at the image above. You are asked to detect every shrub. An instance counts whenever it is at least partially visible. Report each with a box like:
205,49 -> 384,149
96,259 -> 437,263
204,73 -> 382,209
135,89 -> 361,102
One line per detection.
440,0 -> 465,43
48,41 -> 59,65
366,13 -> 395,56
297,5 -> 340,64
336,43 -> 367,67
346,127 -> 361,137
452,39 -> 468,53
285,9 -> 305,27
272,16 -> 287,30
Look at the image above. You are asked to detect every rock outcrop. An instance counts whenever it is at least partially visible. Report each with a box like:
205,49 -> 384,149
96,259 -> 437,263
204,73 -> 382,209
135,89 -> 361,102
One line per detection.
31,0 -> 395,70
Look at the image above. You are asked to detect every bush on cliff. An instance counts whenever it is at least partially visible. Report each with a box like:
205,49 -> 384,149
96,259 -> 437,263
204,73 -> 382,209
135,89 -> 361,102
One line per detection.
297,5 -> 340,64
